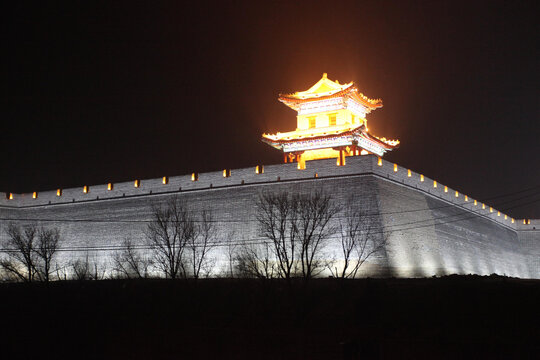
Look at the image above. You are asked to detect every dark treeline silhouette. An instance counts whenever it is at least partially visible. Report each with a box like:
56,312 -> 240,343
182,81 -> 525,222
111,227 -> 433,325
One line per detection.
1,276 -> 538,359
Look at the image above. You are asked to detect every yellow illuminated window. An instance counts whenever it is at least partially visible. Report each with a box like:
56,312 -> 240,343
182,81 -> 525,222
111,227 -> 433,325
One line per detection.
489,207 -> 493,213
482,203 -> 485,209
255,165 -> 264,174
57,189 -> 62,197
329,113 -> 337,126
162,176 -> 169,185
33,192 -> 38,199
497,211 -> 500,216
108,183 -> 113,191
393,164 -> 398,172
407,169 -> 411,177
314,173 -> 318,178
433,180 -> 437,188
377,157 -> 382,166
465,195 -> 468,202
191,173 -> 198,181
8,193 -> 13,200
474,200 -> 477,206
308,117 -> 316,128
527,219 -> 531,225
455,191 -> 459,198
511,218 -> 514,224
134,180 -> 140,188
504,214 -> 507,220
420,174 -> 424,182
223,169 -> 231,177
523,219 -> 527,225
444,186 -> 448,193
83,186 -> 89,194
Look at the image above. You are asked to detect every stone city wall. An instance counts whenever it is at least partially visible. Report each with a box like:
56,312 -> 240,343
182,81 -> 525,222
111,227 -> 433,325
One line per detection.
1,155 -> 538,278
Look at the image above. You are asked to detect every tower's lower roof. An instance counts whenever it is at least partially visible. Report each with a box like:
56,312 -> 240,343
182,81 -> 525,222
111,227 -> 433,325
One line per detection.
262,125 -> 399,156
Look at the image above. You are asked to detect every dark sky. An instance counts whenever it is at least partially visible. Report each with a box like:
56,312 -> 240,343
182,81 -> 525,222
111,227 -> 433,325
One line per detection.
2,1 -> 539,218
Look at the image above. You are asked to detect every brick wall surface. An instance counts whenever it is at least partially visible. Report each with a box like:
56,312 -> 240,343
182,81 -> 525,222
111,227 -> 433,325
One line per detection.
0,155 -> 538,278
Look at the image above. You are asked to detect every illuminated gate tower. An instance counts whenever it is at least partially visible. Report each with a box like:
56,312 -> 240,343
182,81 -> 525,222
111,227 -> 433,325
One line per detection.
262,73 -> 399,168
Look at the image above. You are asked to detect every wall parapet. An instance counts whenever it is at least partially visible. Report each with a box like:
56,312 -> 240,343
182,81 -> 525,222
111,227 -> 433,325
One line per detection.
0,155 -> 537,233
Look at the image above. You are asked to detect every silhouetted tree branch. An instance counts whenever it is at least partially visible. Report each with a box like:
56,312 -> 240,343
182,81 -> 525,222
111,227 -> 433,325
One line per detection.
294,190 -> 341,280
1,223 -> 38,282
186,210 -> 216,279
1,223 -> 62,282
70,253 -> 106,280
224,230 -> 238,278
331,197 -> 388,279
112,237 -> 153,278
34,227 -> 61,282
256,189 -> 339,281
146,197 -> 195,279
256,191 -> 297,280
235,242 -> 276,279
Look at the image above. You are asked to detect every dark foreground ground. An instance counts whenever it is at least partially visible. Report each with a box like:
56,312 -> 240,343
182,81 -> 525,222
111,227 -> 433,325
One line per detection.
1,275 -> 539,360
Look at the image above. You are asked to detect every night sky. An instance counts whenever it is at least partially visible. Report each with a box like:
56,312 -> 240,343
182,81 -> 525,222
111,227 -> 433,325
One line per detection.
2,1 -> 539,218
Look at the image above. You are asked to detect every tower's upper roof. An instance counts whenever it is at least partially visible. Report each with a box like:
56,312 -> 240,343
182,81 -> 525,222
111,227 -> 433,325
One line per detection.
279,73 -> 383,111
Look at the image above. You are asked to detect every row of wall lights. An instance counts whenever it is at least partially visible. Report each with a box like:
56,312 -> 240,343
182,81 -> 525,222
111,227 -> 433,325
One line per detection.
377,157 -> 516,224
7,166 -> 267,199
1,159 -> 530,227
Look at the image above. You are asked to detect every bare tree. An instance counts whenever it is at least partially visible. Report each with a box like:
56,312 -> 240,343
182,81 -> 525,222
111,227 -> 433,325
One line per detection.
34,227 -> 61,282
331,197 -> 388,279
235,242 -> 276,279
293,190 -> 341,280
1,223 -> 63,282
185,210 -> 216,279
0,223 -> 38,282
71,255 -> 91,281
256,191 -> 298,281
224,230 -> 238,278
146,197 -> 195,279
70,253 -> 106,280
112,237 -> 153,278
256,189 -> 340,281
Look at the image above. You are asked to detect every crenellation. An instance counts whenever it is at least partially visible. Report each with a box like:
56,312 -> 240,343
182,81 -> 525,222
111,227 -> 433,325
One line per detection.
372,156 -> 523,230
0,155 -> 536,242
